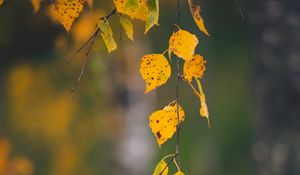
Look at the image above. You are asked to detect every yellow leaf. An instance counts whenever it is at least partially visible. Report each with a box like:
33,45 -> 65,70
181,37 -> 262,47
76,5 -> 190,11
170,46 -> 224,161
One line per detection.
174,171 -> 185,175
145,0 -> 159,34
183,54 -> 206,82
114,0 -> 148,21
168,29 -> 199,61
183,78 -> 210,127
149,101 -> 185,146
0,0 -> 4,6
153,160 -> 168,175
31,0 -> 42,13
97,18 -> 117,53
187,0 -> 209,36
49,0 -> 85,32
195,78 -> 210,127
119,15 -> 134,41
139,54 -> 171,93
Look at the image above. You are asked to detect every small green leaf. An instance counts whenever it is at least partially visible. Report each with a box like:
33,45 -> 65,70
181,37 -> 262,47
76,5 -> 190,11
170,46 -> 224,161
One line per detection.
97,18 -> 117,53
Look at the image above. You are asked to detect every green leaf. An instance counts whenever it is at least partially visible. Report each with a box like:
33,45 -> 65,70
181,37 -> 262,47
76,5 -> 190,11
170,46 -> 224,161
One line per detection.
97,18 -> 117,53
145,0 -> 159,34
119,15 -> 134,41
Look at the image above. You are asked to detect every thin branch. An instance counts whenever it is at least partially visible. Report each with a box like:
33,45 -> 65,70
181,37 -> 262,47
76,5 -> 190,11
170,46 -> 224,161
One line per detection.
234,0 -> 245,21
67,8 -> 117,94
159,154 -> 178,175
65,29 -> 100,63
71,29 -> 99,94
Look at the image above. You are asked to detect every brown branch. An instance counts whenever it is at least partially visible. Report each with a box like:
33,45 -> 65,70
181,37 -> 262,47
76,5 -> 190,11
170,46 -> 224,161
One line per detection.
67,8 -> 117,94
71,29 -> 99,94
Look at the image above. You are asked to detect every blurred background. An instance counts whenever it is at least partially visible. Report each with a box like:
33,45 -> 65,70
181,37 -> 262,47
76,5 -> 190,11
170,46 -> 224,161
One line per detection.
1,0 -> 300,175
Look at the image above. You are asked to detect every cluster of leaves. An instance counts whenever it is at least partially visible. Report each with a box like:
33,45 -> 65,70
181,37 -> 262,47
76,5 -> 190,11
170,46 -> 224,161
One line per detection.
1,0 -> 211,174
141,26 -> 209,175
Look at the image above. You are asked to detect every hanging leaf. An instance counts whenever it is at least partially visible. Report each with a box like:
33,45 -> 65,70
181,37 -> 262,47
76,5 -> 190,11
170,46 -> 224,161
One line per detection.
174,171 -> 185,175
168,29 -> 199,61
31,0 -> 42,13
187,0 -> 209,36
0,0 -> 4,6
184,78 -> 210,127
153,159 -> 168,175
114,0 -> 148,21
149,101 -> 185,146
119,15 -> 134,41
97,18 -> 117,53
145,0 -> 159,34
49,0 -> 85,32
139,54 -> 171,93
195,78 -> 209,127
183,54 -> 206,82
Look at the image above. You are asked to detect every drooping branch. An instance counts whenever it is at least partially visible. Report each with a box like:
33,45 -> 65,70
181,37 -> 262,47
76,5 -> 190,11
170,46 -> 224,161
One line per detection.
67,8 -> 117,94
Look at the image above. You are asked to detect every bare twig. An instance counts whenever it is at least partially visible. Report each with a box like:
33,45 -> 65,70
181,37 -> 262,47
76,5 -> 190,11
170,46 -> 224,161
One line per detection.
234,0 -> 245,21
71,29 -> 99,94
65,29 -> 100,63
67,8 -> 117,94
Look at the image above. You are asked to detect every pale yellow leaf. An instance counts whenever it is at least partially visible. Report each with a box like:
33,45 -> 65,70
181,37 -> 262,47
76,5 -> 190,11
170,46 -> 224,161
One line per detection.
119,15 -> 134,41
174,171 -> 185,175
97,18 -> 117,53
149,101 -> 185,146
183,54 -> 206,82
168,29 -> 199,61
188,0 -> 209,36
153,160 -> 168,175
195,78 -> 210,127
31,0 -> 42,13
139,54 -> 171,93
49,0 -> 85,32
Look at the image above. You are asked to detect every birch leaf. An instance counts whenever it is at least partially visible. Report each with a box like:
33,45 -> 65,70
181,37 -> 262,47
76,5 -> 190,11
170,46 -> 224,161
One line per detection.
153,160 -> 168,175
149,101 -> 185,146
119,15 -> 134,41
50,0 -> 85,32
97,19 -> 117,53
139,54 -> 171,93
114,0 -> 148,20
195,78 -> 210,127
183,54 -> 206,82
168,29 -> 199,61
145,0 -> 159,34
187,0 -> 209,36
31,0 -> 42,13
174,171 -> 185,175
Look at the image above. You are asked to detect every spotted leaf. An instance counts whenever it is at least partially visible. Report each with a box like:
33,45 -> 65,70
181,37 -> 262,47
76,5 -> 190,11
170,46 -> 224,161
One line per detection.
114,0 -> 148,21
97,18 -> 117,53
188,0 -> 209,36
139,54 -> 171,93
50,0 -> 85,32
149,101 -> 185,146
168,29 -> 199,61
183,54 -> 206,82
